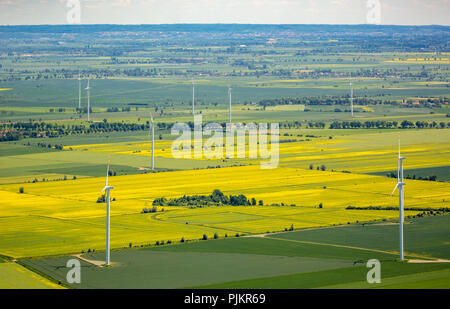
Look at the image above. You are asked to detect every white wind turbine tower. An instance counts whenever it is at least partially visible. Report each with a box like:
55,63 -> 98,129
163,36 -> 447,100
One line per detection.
228,86 -> 232,124
391,140 -> 406,260
85,79 -> 91,122
101,163 -> 114,267
149,113 -> 155,170
350,80 -> 354,117
78,71 -> 81,110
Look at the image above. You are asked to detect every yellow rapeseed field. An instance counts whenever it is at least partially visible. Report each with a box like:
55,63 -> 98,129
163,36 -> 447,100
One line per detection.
0,165 -> 448,258
0,263 -> 64,289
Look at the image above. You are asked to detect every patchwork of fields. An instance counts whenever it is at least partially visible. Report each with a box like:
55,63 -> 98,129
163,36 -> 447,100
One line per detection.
0,24 -> 449,289
57,129 -> 450,176
0,115 -> 448,289
0,163 -> 448,258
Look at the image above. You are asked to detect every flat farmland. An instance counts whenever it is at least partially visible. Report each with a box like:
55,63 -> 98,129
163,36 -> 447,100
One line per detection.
0,164 -> 447,258
59,129 -> 450,177
21,215 -> 450,289
0,24 -> 449,289
23,251 -> 353,289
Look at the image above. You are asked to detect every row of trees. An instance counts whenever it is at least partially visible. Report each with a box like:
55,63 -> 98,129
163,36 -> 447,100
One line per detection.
346,206 -> 449,212
329,120 -> 449,129
259,96 -> 448,108
106,107 -> 132,112
309,164 -> 327,171
0,121 -> 154,141
1,117 -> 447,144
259,97 -> 388,107
386,172 -> 438,181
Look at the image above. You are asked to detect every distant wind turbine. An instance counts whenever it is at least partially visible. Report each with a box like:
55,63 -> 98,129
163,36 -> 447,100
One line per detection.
78,71 -> 81,110
228,86 -> 232,123
149,113 -> 155,170
101,162 -> 114,267
350,81 -> 354,117
85,79 -> 91,121
391,140 -> 406,260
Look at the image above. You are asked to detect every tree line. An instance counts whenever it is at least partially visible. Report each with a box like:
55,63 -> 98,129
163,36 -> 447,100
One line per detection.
346,206 -> 449,212
0,121 -> 154,141
329,120 -> 449,129
258,96 -> 448,108
152,189 -> 264,207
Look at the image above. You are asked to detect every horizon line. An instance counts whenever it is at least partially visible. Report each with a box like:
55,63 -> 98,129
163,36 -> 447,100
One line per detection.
0,23 -> 449,27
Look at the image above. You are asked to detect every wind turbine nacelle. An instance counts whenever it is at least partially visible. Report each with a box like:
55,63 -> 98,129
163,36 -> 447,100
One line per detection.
102,185 -> 115,193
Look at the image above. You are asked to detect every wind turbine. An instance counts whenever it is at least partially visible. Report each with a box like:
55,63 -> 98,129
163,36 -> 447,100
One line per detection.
192,80 -> 195,116
391,140 -> 406,260
85,79 -> 91,122
350,80 -> 354,117
77,71 -> 81,110
228,86 -> 232,124
101,163 -> 114,267
149,113 -> 155,170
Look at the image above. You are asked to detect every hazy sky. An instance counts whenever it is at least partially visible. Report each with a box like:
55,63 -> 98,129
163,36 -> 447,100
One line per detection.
0,0 -> 449,25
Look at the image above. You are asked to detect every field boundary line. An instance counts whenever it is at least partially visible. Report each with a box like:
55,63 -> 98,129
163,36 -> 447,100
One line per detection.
151,212 -> 249,234
265,236 -> 398,255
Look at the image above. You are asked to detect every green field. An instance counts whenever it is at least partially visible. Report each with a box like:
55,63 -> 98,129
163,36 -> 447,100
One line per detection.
269,215 -> 450,259
372,166 -> 450,182
194,261 -> 450,289
22,215 -> 450,289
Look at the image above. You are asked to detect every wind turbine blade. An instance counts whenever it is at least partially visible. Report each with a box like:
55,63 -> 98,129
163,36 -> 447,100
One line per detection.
148,113 -> 153,136
106,163 -> 110,186
391,183 -> 399,196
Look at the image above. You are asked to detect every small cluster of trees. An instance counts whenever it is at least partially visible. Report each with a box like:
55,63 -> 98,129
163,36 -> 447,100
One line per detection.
96,194 -> 116,203
108,169 -> 117,177
309,164 -> 326,171
284,224 -> 295,232
155,240 -> 171,246
152,189 -> 264,207
141,206 -> 159,213
0,131 -> 21,142
34,142 -> 64,150
106,107 -> 132,112
49,108 -> 66,113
